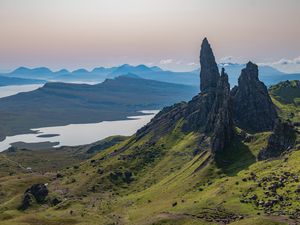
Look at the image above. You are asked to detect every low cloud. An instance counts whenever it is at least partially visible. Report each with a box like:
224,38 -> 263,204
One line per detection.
187,62 -> 199,66
267,57 -> 300,65
219,56 -> 234,63
159,59 -> 173,65
260,56 -> 300,73
219,56 -> 247,64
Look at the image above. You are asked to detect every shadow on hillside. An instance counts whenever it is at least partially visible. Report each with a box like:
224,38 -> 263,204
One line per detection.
215,137 -> 256,176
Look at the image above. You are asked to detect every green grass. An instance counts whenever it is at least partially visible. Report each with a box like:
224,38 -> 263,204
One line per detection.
0,127 -> 299,225
269,80 -> 300,122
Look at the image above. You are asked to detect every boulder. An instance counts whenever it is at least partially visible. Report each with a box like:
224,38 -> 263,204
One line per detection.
20,183 -> 48,210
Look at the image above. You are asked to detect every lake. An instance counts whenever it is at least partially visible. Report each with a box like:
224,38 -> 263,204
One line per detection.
0,84 -> 43,98
0,110 -> 158,152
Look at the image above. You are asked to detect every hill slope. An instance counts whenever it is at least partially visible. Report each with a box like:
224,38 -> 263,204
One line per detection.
269,80 -> 300,122
0,76 -> 197,140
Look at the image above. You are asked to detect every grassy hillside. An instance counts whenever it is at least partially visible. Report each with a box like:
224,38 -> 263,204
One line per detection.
0,124 -> 299,224
0,81 -> 299,225
269,80 -> 300,122
0,136 -> 127,174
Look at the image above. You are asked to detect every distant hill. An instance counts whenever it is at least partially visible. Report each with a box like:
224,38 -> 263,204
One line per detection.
269,80 -> 300,105
2,64 -> 300,87
0,75 -> 45,86
0,76 -> 198,140
269,80 -> 300,122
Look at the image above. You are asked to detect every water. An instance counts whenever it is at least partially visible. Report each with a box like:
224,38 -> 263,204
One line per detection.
0,84 -> 43,98
0,110 -> 159,151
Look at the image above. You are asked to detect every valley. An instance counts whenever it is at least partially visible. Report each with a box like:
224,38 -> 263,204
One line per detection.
0,76 -> 197,142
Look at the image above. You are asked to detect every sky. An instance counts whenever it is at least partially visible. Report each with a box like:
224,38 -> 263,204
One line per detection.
0,0 -> 299,73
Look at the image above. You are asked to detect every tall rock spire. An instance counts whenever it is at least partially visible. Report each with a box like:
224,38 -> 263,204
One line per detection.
200,38 -> 220,92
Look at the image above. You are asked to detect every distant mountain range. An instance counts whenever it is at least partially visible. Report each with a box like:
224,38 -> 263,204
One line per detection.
1,63 -> 300,87
0,75 -> 198,141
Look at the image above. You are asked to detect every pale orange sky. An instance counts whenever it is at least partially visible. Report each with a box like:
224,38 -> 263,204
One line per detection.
0,0 -> 299,72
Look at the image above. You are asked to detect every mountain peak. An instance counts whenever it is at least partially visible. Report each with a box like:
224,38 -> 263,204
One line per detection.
72,69 -> 89,74
56,69 -> 69,74
202,37 -> 209,45
240,61 -> 259,81
12,67 -> 52,74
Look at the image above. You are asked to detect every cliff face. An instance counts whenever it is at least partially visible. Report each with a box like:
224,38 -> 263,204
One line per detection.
231,62 -> 278,132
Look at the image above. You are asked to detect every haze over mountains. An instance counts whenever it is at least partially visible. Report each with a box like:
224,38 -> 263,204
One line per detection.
1,63 -> 300,87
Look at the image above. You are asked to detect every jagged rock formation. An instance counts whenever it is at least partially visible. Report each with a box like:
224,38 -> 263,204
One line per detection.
183,38 -> 222,132
138,40 -> 281,155
137,38 -> 234,154
258,119 -> 297,160
231,62 -> 278,132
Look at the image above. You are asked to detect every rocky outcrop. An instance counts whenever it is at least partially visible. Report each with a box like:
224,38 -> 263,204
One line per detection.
231,62 -> 278,132
186,40 -> 234,153
20,184 -> 48,210
258,119 -> 297,160
137,38 -> 234,154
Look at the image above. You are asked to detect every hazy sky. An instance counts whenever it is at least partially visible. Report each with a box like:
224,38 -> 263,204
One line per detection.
0,0 -> 299,72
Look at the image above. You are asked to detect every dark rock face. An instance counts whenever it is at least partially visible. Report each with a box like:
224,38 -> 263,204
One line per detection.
207,69 -> 234,153
200,38 -> 220,92
231,62 -> 278,132
258,119 -> 297,160
20,184 -> 48,210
